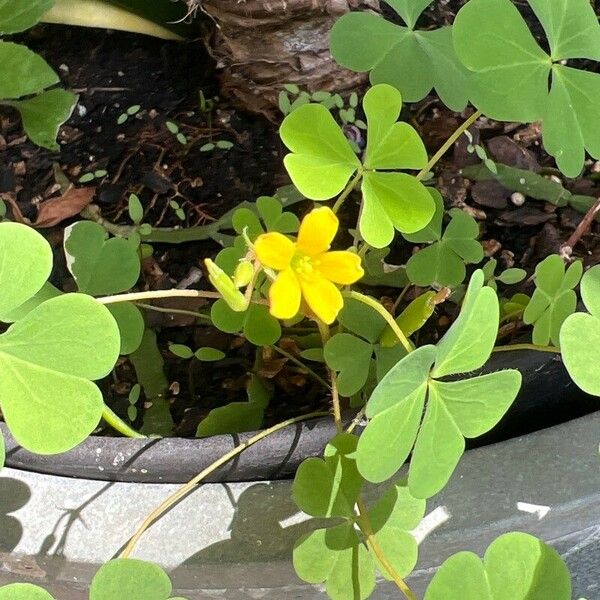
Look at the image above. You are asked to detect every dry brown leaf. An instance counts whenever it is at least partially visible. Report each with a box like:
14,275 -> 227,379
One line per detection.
34,186 -> 96,228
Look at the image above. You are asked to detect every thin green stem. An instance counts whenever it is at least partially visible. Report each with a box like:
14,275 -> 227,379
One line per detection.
344,291 -> 413,354
119,410 -> 329,559
493,343 -> 561,354
416,110 -> 483,181
102,405 -> 146,439
356,497 -> 419,600
135,302 -> 212,321
271,345 -> 331,390
332,170 -> 363,214
316,320 -> 343,433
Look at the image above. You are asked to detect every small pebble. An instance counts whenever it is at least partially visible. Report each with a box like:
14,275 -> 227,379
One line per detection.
591,161 -> 600,173
511,192 -> 526,206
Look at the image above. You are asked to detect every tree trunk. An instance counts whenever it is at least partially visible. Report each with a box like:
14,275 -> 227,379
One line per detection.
202,0 -> 380,118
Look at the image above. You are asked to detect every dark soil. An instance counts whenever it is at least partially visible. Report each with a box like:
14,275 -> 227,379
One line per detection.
2,19 -> 599,438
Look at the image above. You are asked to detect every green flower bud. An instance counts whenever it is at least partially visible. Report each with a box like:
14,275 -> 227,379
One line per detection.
233,260 -> 254,288
205,259 -> 249,312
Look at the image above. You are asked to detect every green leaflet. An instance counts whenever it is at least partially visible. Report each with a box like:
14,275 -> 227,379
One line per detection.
279,84 -> 435,248
357,271 -> 522,497
89,558 -> 187,600
280,103 -> 361,200
424,532 -> 571,600
211,299 -> 281,346
64,221 -> 141,296
453,0 -> 600,176
561,265 -> 600,396
0,222 -> 52,317
523,255 -> 582,347
0,583 -> 56,600
0,0 -> 54,34
330,2 -> 470,110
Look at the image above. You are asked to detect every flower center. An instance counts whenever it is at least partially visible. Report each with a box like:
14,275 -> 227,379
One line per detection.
291,251 -> 315,279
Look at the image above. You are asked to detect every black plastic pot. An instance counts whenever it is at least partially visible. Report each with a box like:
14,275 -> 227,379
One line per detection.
0,350 -> 598,599
1,349 -> 596,483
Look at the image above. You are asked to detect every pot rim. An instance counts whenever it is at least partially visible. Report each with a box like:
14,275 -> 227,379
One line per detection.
2,349 -> 597,484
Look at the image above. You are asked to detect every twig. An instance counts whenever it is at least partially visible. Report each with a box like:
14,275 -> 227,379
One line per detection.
559,197 -> 600,261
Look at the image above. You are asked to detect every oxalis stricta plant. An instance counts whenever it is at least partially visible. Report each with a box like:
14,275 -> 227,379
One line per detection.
1,0 -> 600,599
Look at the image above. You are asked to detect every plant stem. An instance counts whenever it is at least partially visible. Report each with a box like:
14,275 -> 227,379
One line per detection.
98,289 -> 268,306
332,170 -> 363,214
416,110 -> 483,181
316,320 -> 343,433
135,302 -> 212,321
271,345 -> 331,390
356,497 -> 418,600
344,291 -> 413,354
119,410 -> 329,559
493,343 -> 561,354
102,405 -> 146,439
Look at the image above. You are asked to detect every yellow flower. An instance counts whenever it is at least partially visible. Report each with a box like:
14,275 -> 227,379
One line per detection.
254,206 -> 364,324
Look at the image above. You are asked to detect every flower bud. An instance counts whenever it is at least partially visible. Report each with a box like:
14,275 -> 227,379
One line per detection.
233,260 -> 254,288
205,259 -> 248,312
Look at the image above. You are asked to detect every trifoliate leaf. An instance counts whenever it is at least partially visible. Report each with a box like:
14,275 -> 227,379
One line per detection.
331,5 -> 470,110
424,532 -> 571,600
523,255 -> 582,346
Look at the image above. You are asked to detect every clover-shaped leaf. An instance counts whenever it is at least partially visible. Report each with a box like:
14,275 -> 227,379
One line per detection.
357,272 -> 522,497
0,294 -> 120,454
90,559 -> 187,600
107,302 -> 144,355
0,0 -> 53,34
64,221 -> 141,295
293,434 -> 423,599
0,583 -> 55,599
454,0 -> 600,176
0,222 -> 52,318
406,203 -> 484,288
523,254 -> 582,346
280,84 -> 435,248
330,1 -> 471,110
211,299 -> 281,346
424,532 -> 571,600
561,265 -> 600,396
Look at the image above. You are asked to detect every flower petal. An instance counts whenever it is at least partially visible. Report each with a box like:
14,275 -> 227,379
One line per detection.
255,232 -> 295,271
297,206 -> 339,256
269,268 -> 301,320
315,251 -> 364,285
300,273 -> 344,324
